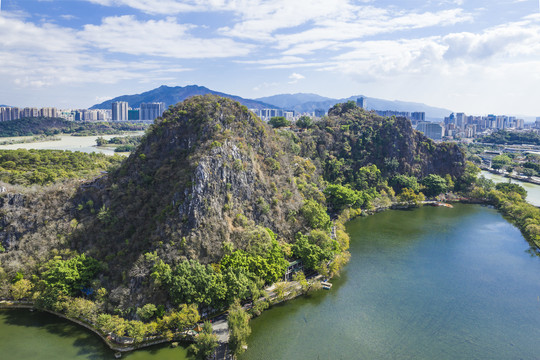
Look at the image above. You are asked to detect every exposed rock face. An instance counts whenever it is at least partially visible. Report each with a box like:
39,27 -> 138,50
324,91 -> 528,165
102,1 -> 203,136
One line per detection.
73,95 -> 305,274
0,185 -> 76,273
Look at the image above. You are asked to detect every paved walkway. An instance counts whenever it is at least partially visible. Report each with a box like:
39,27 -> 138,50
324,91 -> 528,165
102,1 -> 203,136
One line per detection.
212,315 -> 232,359
212,315 -> 229,343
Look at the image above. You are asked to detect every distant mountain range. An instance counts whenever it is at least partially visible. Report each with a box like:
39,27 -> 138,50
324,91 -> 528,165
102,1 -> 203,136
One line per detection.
90,85 -> 452,121
255,93 -> 451,121
90,85 -> 278,111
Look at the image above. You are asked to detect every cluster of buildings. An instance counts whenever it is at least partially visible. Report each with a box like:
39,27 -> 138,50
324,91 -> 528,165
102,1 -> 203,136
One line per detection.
442,113 -> 525,139
0,101 -> 167,123
0,106 -> 59,121
412,113 -> 526,141
2,99 -> 536,144
355,97 -> 530,142
415,113 -> 526,141
111,101 -> 165,121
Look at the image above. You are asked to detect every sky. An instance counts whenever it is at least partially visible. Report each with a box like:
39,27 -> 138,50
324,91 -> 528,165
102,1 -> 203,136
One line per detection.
0,0 -> 539,117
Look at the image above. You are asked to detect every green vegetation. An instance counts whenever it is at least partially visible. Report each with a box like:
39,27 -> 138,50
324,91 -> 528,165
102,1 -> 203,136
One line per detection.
268,116 -> 291,128
190,321 -> 218,360
96,135 -> 142,152
421,174 -> 448,197
228,301 -> 251,358
0,149 -> 123,185
0,118 -> 147,137
40,253 -> 101,296
295,115 -> 314,129
477,130 -> 540,145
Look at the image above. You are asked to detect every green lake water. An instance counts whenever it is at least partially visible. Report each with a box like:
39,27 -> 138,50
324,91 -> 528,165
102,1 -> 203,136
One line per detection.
241,204 -> 540,360
0,310 -> 190,360
481,170 -> 540,207
2,204 -> 540,359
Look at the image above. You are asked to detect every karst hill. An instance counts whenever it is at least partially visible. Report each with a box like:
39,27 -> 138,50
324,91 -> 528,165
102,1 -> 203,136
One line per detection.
0,95 -> 465,310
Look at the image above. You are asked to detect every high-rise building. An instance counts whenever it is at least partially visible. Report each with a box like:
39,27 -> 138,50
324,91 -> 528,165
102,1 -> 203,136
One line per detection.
411,112 -> 425,122
22,107 -> 39,118
112,101 -> 128,121
11,107 -> 20,120
356,97 -> 367,109
139,102 -> 165,121
40,107 -> 57,118
375,110 -> 410,118
456,113 -> 466,129
128,109 -> 140,121
417,122 -> 444,140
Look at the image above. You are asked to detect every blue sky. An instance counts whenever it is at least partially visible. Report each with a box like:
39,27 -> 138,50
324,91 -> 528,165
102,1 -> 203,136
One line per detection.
0,0 -> 539,117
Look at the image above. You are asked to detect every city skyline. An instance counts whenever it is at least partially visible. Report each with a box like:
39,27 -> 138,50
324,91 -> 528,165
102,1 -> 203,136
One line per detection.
1,1 -> 540,116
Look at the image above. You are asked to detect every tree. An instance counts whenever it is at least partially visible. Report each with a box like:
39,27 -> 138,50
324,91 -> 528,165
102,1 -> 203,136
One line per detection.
324,184 -> 362,212
397,188 -> 424,206
495,182 -> 527,199
190,321 -> 218,360
300,199 -> 331,231
421,174 -> 447,197
491,154 -> 511,172
295,115 -> 313,129
390,174 -> 419,194
268,116 -> 291,128
10,279 -> 33,300
42,254 -> 101,296
522,168 -> 536,178
355,165 -> 383,191
136,303 -> 157,321
228,301 -> 251,358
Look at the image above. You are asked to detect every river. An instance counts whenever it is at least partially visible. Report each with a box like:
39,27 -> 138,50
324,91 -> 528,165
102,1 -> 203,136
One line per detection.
0,132 -> 144,156
481,170 -> 540,207
2,205 -> 540,359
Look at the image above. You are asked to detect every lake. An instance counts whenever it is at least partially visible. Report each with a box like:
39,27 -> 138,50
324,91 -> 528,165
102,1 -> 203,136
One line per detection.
481,170 -> 540,206
240,204 -> 540,360
0,132 -> 144,156
2,204 -> 540,359
0,309 -> 190,360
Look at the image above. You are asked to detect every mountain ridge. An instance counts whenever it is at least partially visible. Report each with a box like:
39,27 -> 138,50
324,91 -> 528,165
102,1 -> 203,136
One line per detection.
90,85 -> 451,121
89,85 -> 279,111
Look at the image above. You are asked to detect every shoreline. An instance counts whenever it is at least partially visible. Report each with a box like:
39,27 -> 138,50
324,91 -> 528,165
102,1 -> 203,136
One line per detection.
0,198 -> 499,357
482,167 -> 540,186
0,300 -> 195,353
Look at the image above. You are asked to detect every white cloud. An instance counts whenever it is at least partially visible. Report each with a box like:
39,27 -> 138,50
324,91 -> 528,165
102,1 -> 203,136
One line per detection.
288,72 -> 305,84
80,15 -> 252,58
320,14 -> 540,81
0,11 -> 249,90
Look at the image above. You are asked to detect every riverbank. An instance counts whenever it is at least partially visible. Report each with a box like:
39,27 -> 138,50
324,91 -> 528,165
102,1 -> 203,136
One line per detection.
0,135 -> 61,146
481,167 -> 540,186
0,300 -> 196,354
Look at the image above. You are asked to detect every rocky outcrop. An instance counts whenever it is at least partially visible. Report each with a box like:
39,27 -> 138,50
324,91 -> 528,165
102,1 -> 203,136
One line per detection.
0,184 -> 76,274
301,102 -> 465,182
73,95 -> 305,277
